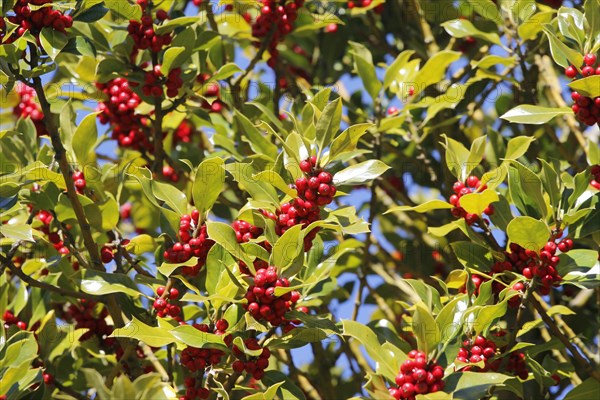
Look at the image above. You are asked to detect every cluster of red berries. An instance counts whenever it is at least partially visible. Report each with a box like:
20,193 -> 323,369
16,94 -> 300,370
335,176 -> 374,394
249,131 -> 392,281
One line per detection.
389,351 -> 445,400
493,240 -> 571,295
128,1 -> 172,55
163,210 -> 214,275
173,121 -> 194,144
142,66 -> 183,98
60,300 -> 114,343
152,286 -> 182,319
72,170 -> 86,195
181,377 -> 209,400
180,320 -> 228,374
590,165 -> 600,190
347,0 -> 384,13
12,83 -> 47,136
2,310 -> 28,330
565,53 -> 600,126
3,0 -> 73,42
296,157 -> 336,206
47,230 -> 69,256
251,0 -> 304,68
243,266 -> 301,326
96,78 -> 150,150
456,335 -> 500,372
449,176 -> 494,225
231,337 -> 271,380
456,334 -> 529,379
232,220 -> 263,243
197,73 -> 225,113
263,157 -> 336,250
36,210 -> 69,256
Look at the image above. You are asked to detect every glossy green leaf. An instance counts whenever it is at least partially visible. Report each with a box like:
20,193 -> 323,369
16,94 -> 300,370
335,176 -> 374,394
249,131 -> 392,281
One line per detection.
442,19 -> 503,47
384,50 -> 415,89
568,75 -> 600,98
500,105 -> 572,124
125,234 -> 156,255
504,136 -> 535,160
72,112 -> 99,167
0,223 -> 33,242
542,26 -> 584,68
206,221 -> 253,266
109,317 -> 176,347
169,325 -> 227,350
333,160 -> 390,186
412,301 -> 439,356
564,377 -> 600,400
342,319 -> 399,382
386,200 -> 453,214
193,157 -> 225,214
39,27 -> 68,60
349,42 -> 381,101
506,216 -> 550,251
160,47 -> 185,75
315,97 -> 342,156
328,123 -> 373,163
459,189 -> 499,215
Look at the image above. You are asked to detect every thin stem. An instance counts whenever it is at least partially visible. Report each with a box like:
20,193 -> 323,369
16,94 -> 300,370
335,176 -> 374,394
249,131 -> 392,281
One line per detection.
0,254 -> 99,301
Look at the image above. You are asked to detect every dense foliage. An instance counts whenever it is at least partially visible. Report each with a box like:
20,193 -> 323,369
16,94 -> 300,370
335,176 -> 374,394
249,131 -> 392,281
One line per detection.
1,0 -> 599,399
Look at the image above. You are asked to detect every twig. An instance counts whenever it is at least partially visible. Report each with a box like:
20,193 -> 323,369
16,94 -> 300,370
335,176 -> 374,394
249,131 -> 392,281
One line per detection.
0,254 -> 99,301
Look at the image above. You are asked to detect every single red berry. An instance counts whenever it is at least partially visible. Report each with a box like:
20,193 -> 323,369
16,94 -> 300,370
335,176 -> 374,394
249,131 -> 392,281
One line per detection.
17,321 -> 27,330
156,286 -> 165,296
169,288 -> 179,299
565,65 -> 577,78
584,53 -> 597,66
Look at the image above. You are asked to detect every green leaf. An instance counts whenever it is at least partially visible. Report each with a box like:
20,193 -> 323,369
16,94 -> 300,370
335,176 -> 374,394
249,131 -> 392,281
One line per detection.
206,221 -> 253,266
0,224 -> 34,242
442,134 -> 471,181
82,369 -> 111,399
506,216 -> 550,251
584,0 -> 600,50
444,372 -> 519,400
415,50 -> 462,96
471,0 -> 503,24
80,271 -> 141,298
384,50 -> 415,89
568,75 -> 600,98
234,111 -> 278,160
192,157 -> 225,214
211,63 -> 242,81
253,171 -> 297,197
472,55 -> 518,69
39,27 -> 68,60
508,162 -> 547,219
271,225 -> 304,270
557,249 -> 599,276
436,294 -> 468,344
327,123 -> 373,163
500,105 -> 573,124
557,7 -> 586,51
564,377 -> 600,400
412,302 -> 439,356
109,317 -> 176,347
542,26 -> 584,69
169,325 -> 227,350
72,112 -> 99,167
125,234 -> 156,255
386,200 -> 453,214
459,189 -> 499,215
451,242 -> 493,271
519,11 -> 554,41
333,160 -> 390,186
315,97 -> 342,156
341,320 -> 400,382
262,371 -> 307,400
160,47 -> 185,75
442,19 -> 504,47
505,136 -> 535,160
349,43 -> 381,101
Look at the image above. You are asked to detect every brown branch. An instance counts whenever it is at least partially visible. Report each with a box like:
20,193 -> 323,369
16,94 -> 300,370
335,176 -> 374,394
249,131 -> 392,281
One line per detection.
29,56 -> 102,271
0,253 -> 99,301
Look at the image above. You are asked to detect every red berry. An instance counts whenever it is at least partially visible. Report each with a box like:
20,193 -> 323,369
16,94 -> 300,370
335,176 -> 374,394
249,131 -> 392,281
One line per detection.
584,53 -> 597,66
565,65 -> 577,78
17,321 -> 27,330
